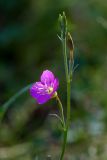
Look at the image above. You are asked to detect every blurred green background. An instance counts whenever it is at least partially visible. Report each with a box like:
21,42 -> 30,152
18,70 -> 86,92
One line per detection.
0,0 -> 107,159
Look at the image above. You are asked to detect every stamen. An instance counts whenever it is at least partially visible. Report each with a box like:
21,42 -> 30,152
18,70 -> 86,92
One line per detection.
47,87 -> 53,94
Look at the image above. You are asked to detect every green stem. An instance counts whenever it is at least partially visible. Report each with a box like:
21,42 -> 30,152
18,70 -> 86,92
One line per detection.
59,16 -> 71,160
62,37 -> 68,82
59,128 -> 67,160
59,81 -> 71,160
56,95 -> 67,160
0,84 -> 32,121
56,95 -> 65,128
66,80 -> 71,129
59,38 -> 68,160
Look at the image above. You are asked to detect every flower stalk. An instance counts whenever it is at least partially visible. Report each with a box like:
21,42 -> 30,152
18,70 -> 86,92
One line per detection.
56,95 -> 65,129
59,12 -> 74,160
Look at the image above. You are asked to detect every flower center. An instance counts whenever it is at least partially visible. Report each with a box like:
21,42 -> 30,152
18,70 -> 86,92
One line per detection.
47,87 -> 53,94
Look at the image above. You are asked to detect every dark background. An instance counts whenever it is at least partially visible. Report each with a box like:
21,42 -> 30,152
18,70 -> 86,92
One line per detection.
0,0 -> 107,159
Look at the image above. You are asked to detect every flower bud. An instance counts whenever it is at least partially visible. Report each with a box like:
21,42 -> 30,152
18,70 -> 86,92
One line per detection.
67,32 -> 74,62
59,12 -> 67,39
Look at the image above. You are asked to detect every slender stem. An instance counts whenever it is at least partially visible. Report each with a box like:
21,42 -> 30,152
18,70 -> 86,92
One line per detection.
59,36 -> 68,160
59,81 -> 71,160
56,95 -> 67,160
62,37 -> 68,82
59,128 -> 67,160
66,80 -> 71,129
62,32 -> 71,129
56,95 -> 65,128
59,14 -> 71,160
49,114 -> 64,127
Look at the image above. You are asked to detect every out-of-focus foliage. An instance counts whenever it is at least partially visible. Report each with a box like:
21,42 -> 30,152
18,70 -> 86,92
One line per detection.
0,0 -> 107,159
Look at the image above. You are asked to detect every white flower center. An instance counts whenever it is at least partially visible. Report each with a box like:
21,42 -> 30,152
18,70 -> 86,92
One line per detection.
47,87 -> 53,94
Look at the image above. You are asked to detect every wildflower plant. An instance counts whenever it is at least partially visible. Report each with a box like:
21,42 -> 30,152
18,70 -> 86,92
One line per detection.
30,12 -> 75,160
0,12 -> 76,160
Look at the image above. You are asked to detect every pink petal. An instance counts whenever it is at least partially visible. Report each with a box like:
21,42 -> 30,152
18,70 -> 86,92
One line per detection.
35,94 -> 51,104
30,82 -> 51,104
30,82 -> 45,97
41,70 -> 55,85
53,78 -> 59,92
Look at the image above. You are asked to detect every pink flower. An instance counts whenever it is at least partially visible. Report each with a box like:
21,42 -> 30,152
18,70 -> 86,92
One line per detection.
30,70 -> 59,104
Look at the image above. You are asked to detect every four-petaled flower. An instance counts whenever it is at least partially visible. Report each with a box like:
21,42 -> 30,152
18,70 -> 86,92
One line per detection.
30,70 -> 59,104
